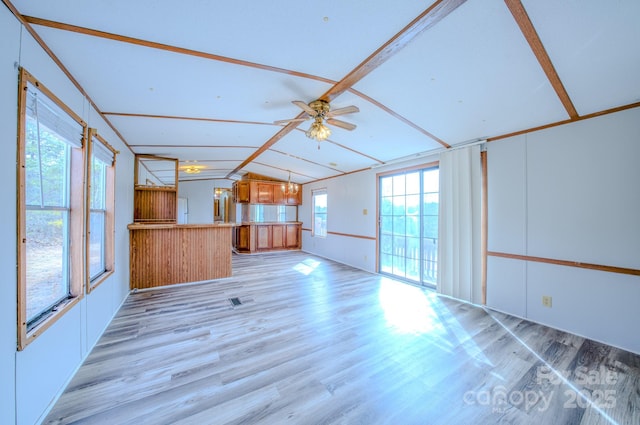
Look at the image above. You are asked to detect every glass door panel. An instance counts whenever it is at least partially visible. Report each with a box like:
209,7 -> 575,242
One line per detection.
379,167 -> 439,287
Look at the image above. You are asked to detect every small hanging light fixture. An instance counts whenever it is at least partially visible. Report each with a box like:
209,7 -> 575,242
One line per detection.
281,170 -> 299,195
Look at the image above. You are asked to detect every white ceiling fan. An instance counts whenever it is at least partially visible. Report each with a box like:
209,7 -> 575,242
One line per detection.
275,99 -> 359,141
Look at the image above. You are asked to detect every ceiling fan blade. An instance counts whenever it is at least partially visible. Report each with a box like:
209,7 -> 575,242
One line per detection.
273,117 -> 309,125
274,118 -> 309,125
326,118 -> 356,131
292,100 -> 317,116
327,105 -> 359,117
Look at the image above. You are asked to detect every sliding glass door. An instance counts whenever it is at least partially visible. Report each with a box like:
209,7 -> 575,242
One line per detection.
379,166 -> 439,287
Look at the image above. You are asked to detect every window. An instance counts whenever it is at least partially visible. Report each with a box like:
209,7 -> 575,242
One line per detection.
378,165 -> 439,286
87,129 -> 117,292
312,189 -> 327,237
17,68 -> 86,350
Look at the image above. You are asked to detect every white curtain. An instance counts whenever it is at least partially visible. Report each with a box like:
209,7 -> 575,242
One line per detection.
437,145 -> 482,304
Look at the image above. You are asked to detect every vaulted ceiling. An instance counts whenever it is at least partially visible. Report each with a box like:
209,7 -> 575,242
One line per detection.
6,0 -> 640,184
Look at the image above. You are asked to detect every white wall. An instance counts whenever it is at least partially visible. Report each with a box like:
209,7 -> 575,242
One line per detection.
301,170 -> 377,272
302,111 -> 640,356
486,107 -> 640,354
301,155 -> 439,273
178,179 -> 232,223
0,9 -> 21,424
1,8 -> 134,424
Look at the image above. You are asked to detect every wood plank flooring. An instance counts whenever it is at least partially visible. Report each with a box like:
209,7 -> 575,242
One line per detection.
44,251 -> 640,424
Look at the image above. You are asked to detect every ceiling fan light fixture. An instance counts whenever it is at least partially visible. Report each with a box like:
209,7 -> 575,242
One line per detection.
306,118 -> 331,141
184,166 -> 201,174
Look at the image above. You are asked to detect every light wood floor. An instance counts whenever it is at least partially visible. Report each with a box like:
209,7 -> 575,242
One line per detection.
45,251 -> 640,424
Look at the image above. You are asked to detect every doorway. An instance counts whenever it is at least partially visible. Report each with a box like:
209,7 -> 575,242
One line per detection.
378,166 -> 439,287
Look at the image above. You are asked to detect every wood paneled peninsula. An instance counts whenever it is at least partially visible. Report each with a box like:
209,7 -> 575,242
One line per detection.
128,223 -> 234,290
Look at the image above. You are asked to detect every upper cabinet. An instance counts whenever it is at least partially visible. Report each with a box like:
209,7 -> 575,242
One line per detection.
233,179 -> 301,205
234,180 -> 251,203
255,181 -> 275,204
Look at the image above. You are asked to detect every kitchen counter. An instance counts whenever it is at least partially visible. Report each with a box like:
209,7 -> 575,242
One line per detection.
128,223 -> 233,289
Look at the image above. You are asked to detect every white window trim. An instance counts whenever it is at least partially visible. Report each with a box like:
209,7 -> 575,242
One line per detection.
311,188 -> 327,238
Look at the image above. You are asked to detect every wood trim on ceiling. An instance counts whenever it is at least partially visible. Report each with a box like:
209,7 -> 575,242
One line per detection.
302,167 -> 377,186
251,161 -> 317,181
103,112 -> 278,127
22,15 -> 337,86
3,0 -> 133,153
487,101 -> 640,143
226,0 -> 467,178
19,0 -> 632,182
264,151 -> 345,174
24,16 -> 448,154
350,89 -> 449,148
110,105 -> 438,162
227,120 -> 304,177
110,114 -> 385,166
277,139 -> 383,169
129,144 -> 257,149
488,251 -> 640,277
110,112 -> 383,166
322,0 -> 467,103
504,0 -> 578,120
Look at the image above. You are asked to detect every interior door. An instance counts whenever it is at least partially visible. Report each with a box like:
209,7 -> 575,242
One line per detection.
177,197 -> 188,224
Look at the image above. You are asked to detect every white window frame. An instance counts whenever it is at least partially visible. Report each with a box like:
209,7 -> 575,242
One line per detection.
312,189 -> 327,238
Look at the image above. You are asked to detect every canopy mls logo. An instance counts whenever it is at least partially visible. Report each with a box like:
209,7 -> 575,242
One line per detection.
463,385 -> 554,413
463,365 -> 619,413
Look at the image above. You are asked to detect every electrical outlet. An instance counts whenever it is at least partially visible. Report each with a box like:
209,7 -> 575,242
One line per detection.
542,295 -> 552,308
363,208 -> 368,215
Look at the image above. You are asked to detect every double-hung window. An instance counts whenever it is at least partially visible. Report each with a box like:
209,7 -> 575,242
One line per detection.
312,189 -> 327,237
17,69 -> 86,349
87,129 -> 117,292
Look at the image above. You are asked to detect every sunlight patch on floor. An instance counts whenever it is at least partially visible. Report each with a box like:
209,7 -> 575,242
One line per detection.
378,277 -> 443,335
436,299 -> 493,367
378,277 -> 494,367
293,258 -> 321,275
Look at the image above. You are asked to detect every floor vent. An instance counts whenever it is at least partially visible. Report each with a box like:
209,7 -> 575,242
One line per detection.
229,297 -> 242,307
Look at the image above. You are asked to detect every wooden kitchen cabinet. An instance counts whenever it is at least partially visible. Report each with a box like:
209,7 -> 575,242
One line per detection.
254,182 -> 275,204
232,174 -> 301,253
234,181 -> 250,203
233,180 -> 301,205
273,185 -> 286,204
285,224 -> 300,248
271,225 -> 286,249
256,225 -> 272,250
234,223 -> 302,253
234,225 -> 251,251
285,191 -> 302,205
